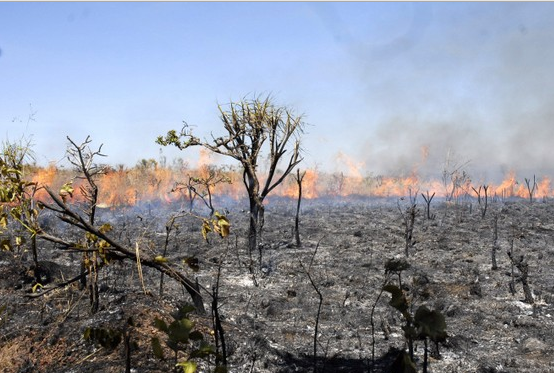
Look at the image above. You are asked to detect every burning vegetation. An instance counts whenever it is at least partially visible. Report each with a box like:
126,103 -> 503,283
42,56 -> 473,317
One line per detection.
26,161 -> 553,208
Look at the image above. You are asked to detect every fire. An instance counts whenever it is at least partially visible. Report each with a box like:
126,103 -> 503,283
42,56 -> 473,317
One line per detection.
302,169 -> 319,199
536,177 -> 551,199
492,170 -> 521,199
28,163 -> 59,200
372,173 -> 421,198
23,161 -> 554,207
275,169 -> 320,199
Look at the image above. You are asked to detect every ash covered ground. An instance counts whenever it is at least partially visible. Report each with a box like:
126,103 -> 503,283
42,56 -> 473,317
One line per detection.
1,196 -> 554,372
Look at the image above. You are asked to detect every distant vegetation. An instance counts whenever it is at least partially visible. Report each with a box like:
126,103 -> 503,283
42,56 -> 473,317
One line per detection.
24,161 -> 553,209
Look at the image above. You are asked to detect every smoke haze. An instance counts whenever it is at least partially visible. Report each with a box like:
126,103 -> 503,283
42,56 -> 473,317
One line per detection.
315,2 -> 554,182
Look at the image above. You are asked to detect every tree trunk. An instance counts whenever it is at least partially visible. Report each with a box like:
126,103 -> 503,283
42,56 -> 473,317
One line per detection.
248,197 -> 259,272
295,180 -> 303,247
492,214 -> 499,270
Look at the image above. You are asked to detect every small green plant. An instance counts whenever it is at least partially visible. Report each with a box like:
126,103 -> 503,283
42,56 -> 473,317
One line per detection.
0,137 -> 42,268
383,284 -> 447,373
151,304 -> 226,373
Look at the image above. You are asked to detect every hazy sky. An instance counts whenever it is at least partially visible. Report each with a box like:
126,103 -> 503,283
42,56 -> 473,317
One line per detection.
1,2 -> 554,182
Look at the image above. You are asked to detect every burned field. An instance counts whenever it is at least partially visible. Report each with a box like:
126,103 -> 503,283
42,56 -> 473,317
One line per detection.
1,195 -> 554,373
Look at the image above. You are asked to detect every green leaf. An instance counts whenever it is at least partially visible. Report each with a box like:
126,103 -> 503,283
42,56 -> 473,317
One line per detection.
190,341 -> 216,359
168,318 -> 194,344
0,239 -> 12,251
389,350 -> 417,373
10,207 -> 21,220
213,212 -> 230,238
0,214 -> 8,228
383,284 -> 410,320
151,337 -> 165,360
154,318 -> 168,333
176,361 -> 197,373
99,223 -> 113,233
15,236 -> 25,247
83,327 -> 91,340
85,232 -> 98,242
59,182 -> 74,202
155,255 -> 168,264
173,304 -> 196,320
414,306 -> 448,342
201,219 -> 212,241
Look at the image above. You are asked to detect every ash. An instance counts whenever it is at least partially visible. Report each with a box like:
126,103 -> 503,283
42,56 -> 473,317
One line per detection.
1,197 -> 554,372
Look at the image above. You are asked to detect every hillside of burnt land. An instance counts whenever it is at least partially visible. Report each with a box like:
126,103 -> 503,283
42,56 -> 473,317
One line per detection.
1,197 -> 554,372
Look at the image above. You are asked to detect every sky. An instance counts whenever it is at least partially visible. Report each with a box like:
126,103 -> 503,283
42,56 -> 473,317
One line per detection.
1,2 -> 554,183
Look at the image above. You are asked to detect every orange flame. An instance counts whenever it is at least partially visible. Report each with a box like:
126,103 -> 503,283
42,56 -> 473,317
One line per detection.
23,162 -> 554,206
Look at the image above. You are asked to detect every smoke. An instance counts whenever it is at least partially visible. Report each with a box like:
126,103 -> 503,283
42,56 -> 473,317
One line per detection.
318,3 -> 554,183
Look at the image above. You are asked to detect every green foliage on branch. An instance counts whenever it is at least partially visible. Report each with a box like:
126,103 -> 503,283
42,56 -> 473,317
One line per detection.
0,139 -> 42,266
201,211 -> 230,242
156,126 -> 201,150
151,304 -> 226,373
384,282 -> 447,372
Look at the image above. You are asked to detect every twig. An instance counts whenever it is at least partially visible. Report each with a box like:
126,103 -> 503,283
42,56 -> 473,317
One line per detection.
299,238 -> 324,373
135,242 -> 147,294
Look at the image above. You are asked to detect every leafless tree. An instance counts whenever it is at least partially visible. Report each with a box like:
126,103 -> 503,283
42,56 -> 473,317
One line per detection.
421,190 -> 435,220
491,213 -> 499,270
293,169 -> 306,247
524,175 -> 537,203
441,151 -> 471,203
472,184 -> 489,218
507,227 -> 534,304
172,165 -> 231,216
66,136 -> 107,313
398,189 -> 418,257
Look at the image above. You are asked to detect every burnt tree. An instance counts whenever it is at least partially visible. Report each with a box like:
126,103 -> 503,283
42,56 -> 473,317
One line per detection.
472,184 -> 489,218
421,190 -> 435,220
157,95 -> 305,266
293,169 -> 306,247
65,136 -> 106,313
524,175 -> 537,204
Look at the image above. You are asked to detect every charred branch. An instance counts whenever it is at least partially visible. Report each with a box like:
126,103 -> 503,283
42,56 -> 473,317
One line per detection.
39,185 -> 206,313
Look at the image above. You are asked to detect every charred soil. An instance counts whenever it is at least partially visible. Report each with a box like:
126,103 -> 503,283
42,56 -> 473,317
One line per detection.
1,197 -> 554,373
